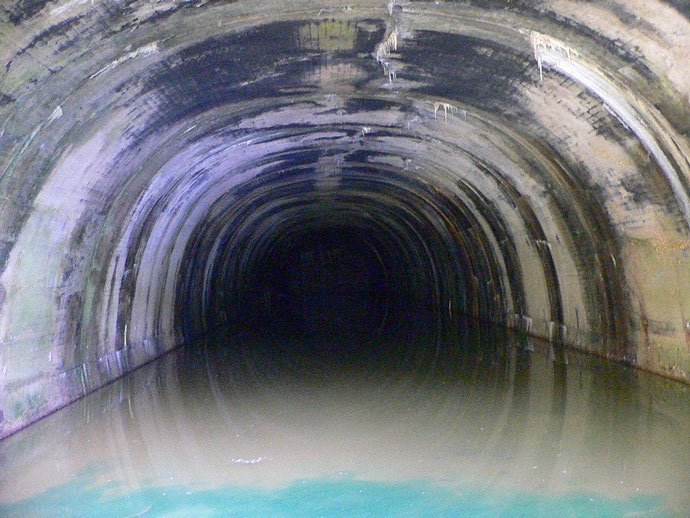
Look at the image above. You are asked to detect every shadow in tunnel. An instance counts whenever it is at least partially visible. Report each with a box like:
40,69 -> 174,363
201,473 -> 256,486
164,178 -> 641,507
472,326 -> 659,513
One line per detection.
235,227 -> 390,344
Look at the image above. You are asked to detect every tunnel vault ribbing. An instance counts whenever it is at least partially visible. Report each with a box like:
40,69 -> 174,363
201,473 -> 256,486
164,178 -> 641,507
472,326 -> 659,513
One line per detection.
0,0 -> 689,437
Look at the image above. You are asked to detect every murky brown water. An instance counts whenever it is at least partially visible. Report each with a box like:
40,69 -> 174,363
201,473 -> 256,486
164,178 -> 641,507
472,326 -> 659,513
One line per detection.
1,321 -> 689,517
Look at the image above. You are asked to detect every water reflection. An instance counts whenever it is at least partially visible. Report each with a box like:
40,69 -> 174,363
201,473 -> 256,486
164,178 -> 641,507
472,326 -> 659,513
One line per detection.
1,316 -> 689,517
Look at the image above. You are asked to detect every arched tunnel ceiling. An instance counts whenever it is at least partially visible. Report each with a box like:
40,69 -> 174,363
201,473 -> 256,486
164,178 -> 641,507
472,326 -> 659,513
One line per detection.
1,0 -> 690,437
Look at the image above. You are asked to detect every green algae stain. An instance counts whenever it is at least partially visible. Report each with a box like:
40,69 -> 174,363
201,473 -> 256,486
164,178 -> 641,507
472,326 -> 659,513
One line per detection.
0,472 -> 679,518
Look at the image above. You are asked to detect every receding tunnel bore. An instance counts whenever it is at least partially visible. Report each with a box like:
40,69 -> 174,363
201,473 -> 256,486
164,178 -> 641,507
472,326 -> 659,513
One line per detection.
173,161 -> 513,348
235,226 -> 389,339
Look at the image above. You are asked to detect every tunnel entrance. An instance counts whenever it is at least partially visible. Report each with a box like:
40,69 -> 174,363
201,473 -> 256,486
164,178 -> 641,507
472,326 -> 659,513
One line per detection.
2,0 -> 690,515
5,1 -> 690,445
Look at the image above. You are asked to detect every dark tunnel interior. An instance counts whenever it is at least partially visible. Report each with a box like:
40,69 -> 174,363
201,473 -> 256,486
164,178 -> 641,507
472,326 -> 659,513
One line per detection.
233,225 -> 390,339
174,162 -> 503,347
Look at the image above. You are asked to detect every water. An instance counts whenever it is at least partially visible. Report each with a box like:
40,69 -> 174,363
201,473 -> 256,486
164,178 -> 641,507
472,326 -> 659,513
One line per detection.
1,319 -> 689,517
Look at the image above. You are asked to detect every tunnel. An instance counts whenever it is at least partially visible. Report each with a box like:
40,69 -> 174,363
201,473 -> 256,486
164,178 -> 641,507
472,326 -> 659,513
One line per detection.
1,0 -> 690,514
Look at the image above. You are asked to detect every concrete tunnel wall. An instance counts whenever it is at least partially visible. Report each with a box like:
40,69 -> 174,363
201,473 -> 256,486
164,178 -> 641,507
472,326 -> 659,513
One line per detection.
0,0 -> 690,438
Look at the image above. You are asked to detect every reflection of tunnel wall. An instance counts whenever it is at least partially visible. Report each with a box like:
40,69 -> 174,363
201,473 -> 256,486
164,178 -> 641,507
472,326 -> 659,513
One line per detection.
1,0 -> 690,437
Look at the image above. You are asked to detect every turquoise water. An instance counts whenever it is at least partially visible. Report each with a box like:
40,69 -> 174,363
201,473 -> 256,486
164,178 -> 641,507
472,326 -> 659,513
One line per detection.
0,470 -> 675,518
1,320 -> 689,517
